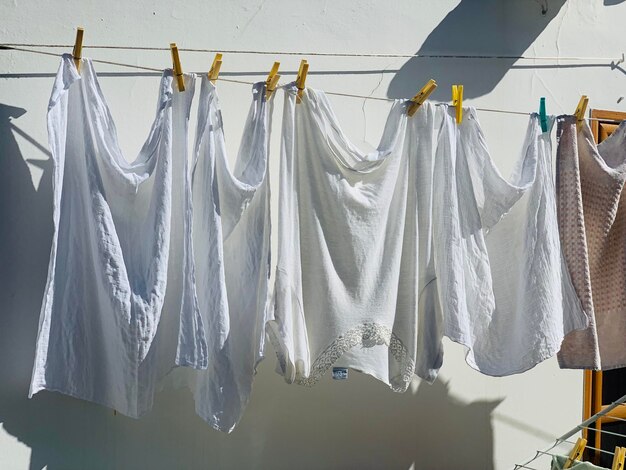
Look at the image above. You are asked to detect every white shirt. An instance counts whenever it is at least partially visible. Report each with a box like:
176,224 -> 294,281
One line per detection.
268,85 -> 447,392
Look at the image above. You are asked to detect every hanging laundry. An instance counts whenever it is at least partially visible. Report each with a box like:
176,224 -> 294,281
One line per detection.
557,117 -> 626,370
268,84 -> 447,392
175,76 -> 272,432
29,55 -> 195,417
432,108 -> 588,377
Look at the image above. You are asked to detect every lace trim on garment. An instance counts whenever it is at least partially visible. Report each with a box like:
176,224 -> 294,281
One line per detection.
269,322 -> 416,392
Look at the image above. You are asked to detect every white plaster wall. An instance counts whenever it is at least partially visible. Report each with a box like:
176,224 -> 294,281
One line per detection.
1,1 -> 625,468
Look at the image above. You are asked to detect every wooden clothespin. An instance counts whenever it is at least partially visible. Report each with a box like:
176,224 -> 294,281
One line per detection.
72,27 -> 84,73
452,84 -> 464,124
612,446 -> 626,470
170,43 -> 185,92
407,79 -> 437,117
208,53 -> 223,83
574,95 -> 589,129
296,59 -> 309,104
265,61 -> 281,99
563,437 -> 587,469
539,97 -> 548,133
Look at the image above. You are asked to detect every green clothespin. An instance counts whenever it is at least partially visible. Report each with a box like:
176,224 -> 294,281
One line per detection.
539,97 -> 548,133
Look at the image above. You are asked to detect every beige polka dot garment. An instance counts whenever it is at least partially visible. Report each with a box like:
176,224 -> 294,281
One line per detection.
557,116 -> 626,370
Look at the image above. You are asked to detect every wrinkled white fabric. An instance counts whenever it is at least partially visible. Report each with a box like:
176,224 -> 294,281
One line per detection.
433,109 -> 588,376
268,85 -> 447,392
176,77 -> 272,432
30,55 -> 194,417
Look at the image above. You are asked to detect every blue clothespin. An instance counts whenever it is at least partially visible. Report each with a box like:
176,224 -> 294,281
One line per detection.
539,97 -> 548,133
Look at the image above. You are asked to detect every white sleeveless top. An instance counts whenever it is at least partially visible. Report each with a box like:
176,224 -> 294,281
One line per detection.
176,77 -> 272,432
29,55 -> 194,417
268,85 -> 448,392
433,108 -> 588,376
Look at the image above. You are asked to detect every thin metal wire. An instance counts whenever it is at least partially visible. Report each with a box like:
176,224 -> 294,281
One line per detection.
2,45 -> 625,124
594,415 -> 626,424
534,450 -> 560,459
3,45 -> 163,72
562,440 -> 615,457
514,394 -> 626,469
580,425 -> 626,440
2,42 -> 624,63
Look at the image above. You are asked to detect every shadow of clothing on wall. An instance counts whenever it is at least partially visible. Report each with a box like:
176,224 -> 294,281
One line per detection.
387,0 -> 567,101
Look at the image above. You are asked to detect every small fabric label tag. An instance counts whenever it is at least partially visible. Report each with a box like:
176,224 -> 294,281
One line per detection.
332,367 -> 348,380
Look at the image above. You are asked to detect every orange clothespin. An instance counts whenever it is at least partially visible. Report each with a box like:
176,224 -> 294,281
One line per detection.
612,446 -> 626,470
208,53 -> 223,83
575,95 -> 589,129
563,437 -> 587,469
407,79 -> 437,117
72,27 -> 84,73
265,61 -> 281,99
170,43 -> 185,92
452,84 -> 464,124
296,59 -> 309,104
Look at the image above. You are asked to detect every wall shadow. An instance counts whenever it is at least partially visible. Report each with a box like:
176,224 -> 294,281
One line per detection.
0,106 -> 502,469
387,0 -> 567,101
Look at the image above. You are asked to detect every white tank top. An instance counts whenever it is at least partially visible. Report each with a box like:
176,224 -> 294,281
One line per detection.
29,55 -> 194,417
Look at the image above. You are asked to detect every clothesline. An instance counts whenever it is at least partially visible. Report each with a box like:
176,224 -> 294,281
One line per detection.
26,48 -> 626,438
1,44 -> 622,123
2,42 -> 625,63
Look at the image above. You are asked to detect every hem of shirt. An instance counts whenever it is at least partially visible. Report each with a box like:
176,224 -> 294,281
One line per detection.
556,363 -> 600,370
194,408 -> 239,434
267,321 -> 416,392
444,333 -> 569,377
29,381 -> 144,418
556,356 -> 601,370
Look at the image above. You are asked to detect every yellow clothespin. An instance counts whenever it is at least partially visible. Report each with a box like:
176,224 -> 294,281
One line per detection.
612,446 -> 626,470
407,79 -> 437,117
170,43 -> 185,92
563,437 -> 587,469
296,59 -> 309,104
72,27 -> 84,73
265,61 -> 281,99
208,53 -> 223,83
574,95 -> 589,129
452,84 -> 464,124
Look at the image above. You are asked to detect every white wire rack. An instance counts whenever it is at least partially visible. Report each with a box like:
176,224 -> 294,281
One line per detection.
514,394 -> 626,469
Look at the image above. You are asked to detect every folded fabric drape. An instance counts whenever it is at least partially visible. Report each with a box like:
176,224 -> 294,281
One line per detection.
30,54 -> 194,417
433,107 -> 588,377
176,76 -> 272,432
267,84 -> 450,392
